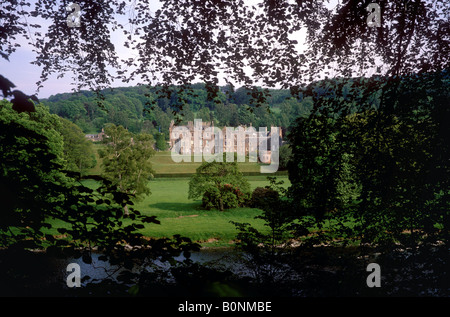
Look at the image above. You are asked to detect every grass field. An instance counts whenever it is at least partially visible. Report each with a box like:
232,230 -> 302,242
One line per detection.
81,145 -> 290,247
149,152 -> 265,174
62,176 -> 289,247
135,176 -> 290,246
88,146 -> 286,176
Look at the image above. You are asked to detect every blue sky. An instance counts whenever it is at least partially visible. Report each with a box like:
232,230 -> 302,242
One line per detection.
0,1 -> 163,99
0,46 -> 76,99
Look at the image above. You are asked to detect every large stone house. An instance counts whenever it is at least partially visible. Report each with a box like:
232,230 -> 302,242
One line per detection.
169,120 -> 282,163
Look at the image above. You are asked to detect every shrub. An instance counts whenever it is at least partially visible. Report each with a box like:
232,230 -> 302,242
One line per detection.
250,187 -> 280,209
202,183 -> 250,210
189,162 -> 251,211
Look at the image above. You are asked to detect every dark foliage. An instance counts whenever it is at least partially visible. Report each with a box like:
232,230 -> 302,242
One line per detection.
250,187 -> 280,209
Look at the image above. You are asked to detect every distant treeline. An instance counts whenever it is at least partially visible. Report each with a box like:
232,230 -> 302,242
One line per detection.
41,84 -> 313,140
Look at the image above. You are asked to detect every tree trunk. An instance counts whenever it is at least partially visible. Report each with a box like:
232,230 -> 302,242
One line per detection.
219,198 -> 224,212
124,205 -> 129,216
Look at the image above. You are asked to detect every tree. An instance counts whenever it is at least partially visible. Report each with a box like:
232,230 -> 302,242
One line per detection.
237,106 -> 256,127
0,94 -> 200,295
152,107 -> 172,137
188,162 -> 251,211
278,143 -> 292,171
0,100 -> 67,247
0,100 -> 159,250
180,104 -> 195,123
99,124 -> 155,215
196,107 -> 212,122
214,103 -> 236,126
342,105 -> 448,247
3,1 -> 447,109
154,132 -> 168,151
57,117 -> 97,177
287,73 -> 449,248
232,177 -> 297,288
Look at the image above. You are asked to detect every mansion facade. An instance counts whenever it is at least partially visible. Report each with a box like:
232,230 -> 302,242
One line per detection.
169,120 -> 282,164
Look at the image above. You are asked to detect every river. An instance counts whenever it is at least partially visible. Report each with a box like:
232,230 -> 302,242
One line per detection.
50,248 -> 253,287
1,245 -> 448,296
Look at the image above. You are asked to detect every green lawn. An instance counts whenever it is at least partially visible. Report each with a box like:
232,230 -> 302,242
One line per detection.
89,143 -> 105,175
148,151 -> 269,174
56,176 -> 288,247
82,145 -> 290,247
47,175 -> 365,248
131,176 -> 290,246
87,148 -> 284,176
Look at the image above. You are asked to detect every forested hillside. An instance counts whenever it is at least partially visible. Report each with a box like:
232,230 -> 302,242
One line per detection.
41,84 -> 313,139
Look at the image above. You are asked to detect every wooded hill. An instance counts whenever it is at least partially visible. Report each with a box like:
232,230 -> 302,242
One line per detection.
42,70 -> 447,141
41,84 -> 313,139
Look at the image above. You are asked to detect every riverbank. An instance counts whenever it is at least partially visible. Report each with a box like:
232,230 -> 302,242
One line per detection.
1,243 -> 448,297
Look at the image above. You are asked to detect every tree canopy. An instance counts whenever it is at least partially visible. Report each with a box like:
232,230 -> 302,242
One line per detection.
57,117 -> 97,177
40,85 -> 305,136
1,1 -> 448,111
188,162 -> 251,211
99,123 -> 155,214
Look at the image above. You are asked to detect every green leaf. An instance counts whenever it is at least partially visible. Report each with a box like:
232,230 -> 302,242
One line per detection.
128,284 -> 140,296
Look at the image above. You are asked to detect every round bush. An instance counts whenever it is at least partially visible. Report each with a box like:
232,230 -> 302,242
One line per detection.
202,183 -> 250,211
250,187 -> 280,209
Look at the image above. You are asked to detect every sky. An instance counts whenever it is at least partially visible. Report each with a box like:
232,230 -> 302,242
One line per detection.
0,1 -> 161,99
0,0 -> 309,100
0,47 -> 76,99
